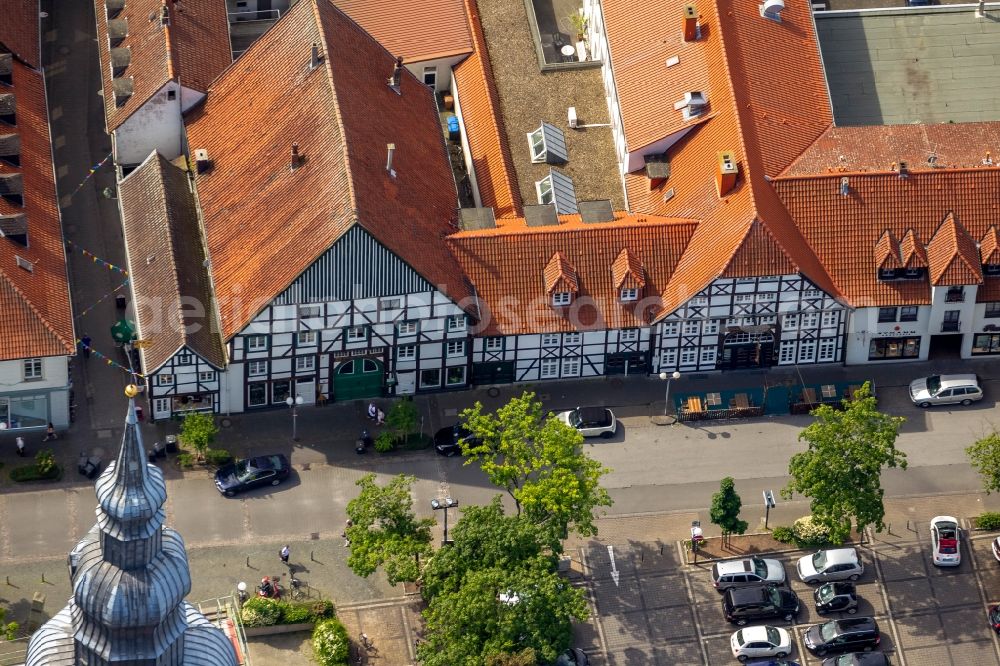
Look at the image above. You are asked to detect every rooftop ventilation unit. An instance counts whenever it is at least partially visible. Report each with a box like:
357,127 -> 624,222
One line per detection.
840,177 -> 849,196
644,153 -> 670,189
760,0 -> 785,21
524,204 -> 560,227
567,106 -> 578,129
673,91 -> 707,120
579,200 -> 615,224
459,207 -> 497,231
683,4 -> 700,41
194,149 -> 212,174
897,160 -> 909,178
387,56 -> 403,94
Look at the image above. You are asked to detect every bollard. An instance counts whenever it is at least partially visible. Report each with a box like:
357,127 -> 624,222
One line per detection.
41,573 -> 45,584
5,576 -> 9,586
310,550 -> 315,562
246,556 -> 250,568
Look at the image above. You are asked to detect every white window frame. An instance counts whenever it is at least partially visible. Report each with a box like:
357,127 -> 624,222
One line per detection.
295,356 -> 316,372
397,321 -> 418,336
484,337 -> 503,351
248,360 -> 268,377
157,374 -> 174,386
818,340 -> 836,361
297,331 -> 317,346
536,175 -> 554,205
704,320 -> 720,335
682,321 -> 699,335
446,340 -> 465,357
803,289 -> 822,299
782,314 -> 798,329
691,296 -> 708,306
446,365 -> 466,386
620,287 -> 638,302
756,292 -> 777,302
539,358 -> 559,378
380,298 -> 401,311
420,368 -> 441,388
779,341 -> 795,363
735,294 -> 754,303
541,334 -> 560,347
680,350 -> 697,365
176,353 -> 193,365
620,329 -> 639,342
563,332 -> 581,345
561,357 -> 581,377
299,304 -> 321,319
247,335 -> 268,351
801,313 -> 819,329
528,126 -> 547,163
22,358 -> 42,380
821,312 -> 838,328
398,344 -> 416,361
552,292 -> 572,306
660,349 -> 677,367
798,341 -> 817,363
346,326 -> 367,343
422,66 -> 437,89
446,315 -> 467,332
662,322 -> 679,336
700,348 -> 717,364
199,371 -> 216,382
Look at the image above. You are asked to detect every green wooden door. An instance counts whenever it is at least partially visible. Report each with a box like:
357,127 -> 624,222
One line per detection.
333,358 -> 384,402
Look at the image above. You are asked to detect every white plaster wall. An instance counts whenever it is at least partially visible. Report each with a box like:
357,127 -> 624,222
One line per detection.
114,83 -> 183,164
0,356 -> 69,391
844,306 -> 931,365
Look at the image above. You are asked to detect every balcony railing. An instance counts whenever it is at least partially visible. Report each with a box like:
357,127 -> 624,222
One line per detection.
941,321 -> 961,332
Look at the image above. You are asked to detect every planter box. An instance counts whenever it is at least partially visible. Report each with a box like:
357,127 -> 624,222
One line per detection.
244,622 -> 315,637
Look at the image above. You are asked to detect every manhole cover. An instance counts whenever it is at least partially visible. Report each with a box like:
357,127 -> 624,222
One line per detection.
220,418 -> 232,428
487,387 -> 500,398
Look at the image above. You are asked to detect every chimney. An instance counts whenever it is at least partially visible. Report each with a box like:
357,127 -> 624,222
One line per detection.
386,143 -> 396,177
310,42 -> 324,69
387,56 -> 403,93
839,176 -> 849,196
194,148 -> 212,174
290,142 -> 303,170
898,160 -> 909,179
159,3 -> 169,26
716,151 -> 738,196
683,5 -> 699,41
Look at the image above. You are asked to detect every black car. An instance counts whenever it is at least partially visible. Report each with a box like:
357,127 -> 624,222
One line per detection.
433,424 -> 479,456
723,585 -> 800,626
989,605 -> 1000,634
554,648 -> 589,665
214,454 -> 290,496
804,617 -> 880,656
821,653 -> 890,666
814,582 -> 859,615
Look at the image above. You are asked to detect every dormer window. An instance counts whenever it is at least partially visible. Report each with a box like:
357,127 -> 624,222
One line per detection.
945,286 -> 965,303
620,288 -> 638,302
552,291 -> 572,306
877,268 -> 897,281
903,267 -> 925,280
985,264 -> 1000,276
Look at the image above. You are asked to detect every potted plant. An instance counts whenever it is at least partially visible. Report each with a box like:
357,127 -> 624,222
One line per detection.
568,12 -> 588,42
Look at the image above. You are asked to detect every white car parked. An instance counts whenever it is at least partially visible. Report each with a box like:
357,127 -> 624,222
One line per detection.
930,515 -> 961,567
730,625 -> 792,662
556,407 -> 617,438
797,548 -> 863,584
909,374 -> 983,408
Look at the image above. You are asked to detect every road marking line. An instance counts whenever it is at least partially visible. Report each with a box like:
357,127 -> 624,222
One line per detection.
608,545 -> 620,587
578,546 -> 611,662
869,529 -> 909,666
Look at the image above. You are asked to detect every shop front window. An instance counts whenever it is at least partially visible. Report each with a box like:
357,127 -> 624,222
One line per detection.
868,336 -> 920,360
0,395 -> 47,429
272,380 -> 291,404
248,382 -> 267,407
972,334 -> 1000,355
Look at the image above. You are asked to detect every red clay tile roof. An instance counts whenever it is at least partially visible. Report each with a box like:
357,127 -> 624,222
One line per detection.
447,215 -> 698,335
451,0 -> 520,218
612,248 -> 645,289
187,0 -> 469,340
980,226 -> 1000,266
873,230 -> 901,270
899,229 -> 927,269
783,123 -> 1000,177
774,169 -> 1000,306
544,252 -> 578,293
0,59 -> 74,360
94,0 -> 231,132
600,0 -> 712,153
721,221 -> 797,278
0,0 -> 40,69
926,213 -> 983,286
333,0 -> 473,62
119,152 -> 225,371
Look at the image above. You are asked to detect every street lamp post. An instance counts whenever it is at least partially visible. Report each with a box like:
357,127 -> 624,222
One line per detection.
658,371 -> 682,419
431,496 -> 458,546
285,395 -> 304,441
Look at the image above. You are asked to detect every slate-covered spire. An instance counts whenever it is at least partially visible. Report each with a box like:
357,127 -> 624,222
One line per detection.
26,385 -> 238,666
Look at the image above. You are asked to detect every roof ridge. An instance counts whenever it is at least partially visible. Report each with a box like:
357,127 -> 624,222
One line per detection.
0,261 -> 72,354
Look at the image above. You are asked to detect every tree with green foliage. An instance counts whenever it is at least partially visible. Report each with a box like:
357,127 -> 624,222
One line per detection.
460,392 -> 611,540
966,430 -> 1000,495
782,382 -> 906,543
710,477 -> 748,547
375,397 -> 420,452
345,473 -> 433,585
179,411 -> 218,459
418,500 -> 585,665
311,618 -> 350,665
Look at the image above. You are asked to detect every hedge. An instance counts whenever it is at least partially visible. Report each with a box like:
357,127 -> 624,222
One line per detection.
10,464 -> 62,482
239,597 -> 336,628
974,512 -> 1000,531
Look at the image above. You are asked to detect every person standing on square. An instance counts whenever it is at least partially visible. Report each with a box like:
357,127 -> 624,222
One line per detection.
80,334 -> 92,359
16,436 -> 25,457
280,545 -> 290,565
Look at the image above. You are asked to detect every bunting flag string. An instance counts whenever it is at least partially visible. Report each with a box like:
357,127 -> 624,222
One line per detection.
65,241 -> 129,277
76,339 -> 145,380
74,280 -> 130,320
68,152 -> 114,199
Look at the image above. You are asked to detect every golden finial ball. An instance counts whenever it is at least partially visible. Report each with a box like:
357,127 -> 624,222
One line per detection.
125,384 -> 139,398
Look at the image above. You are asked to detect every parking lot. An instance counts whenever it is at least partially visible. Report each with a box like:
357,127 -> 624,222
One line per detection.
572,523 -> 1000,665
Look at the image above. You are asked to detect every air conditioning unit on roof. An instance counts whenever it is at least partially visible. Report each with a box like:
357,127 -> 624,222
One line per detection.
567,106 -> 578,129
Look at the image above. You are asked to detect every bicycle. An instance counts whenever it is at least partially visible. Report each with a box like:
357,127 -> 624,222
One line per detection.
287,576 -> 306,601
360,633 -> 378,657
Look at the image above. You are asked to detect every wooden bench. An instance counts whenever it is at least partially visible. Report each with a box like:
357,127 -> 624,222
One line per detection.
801,387 -> 818,404
733,393 -> 750,409
685,396 -> 704,413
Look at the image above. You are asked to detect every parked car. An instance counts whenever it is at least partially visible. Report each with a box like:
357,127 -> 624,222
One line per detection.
814,582 -> 859,615
730,625 -> 792,662
723,585 -> 800,625
821,653 -> 890,666
554,648 -> 589,665
433,424 -> 480,457
712,556 -> 787,590
908,374 -> 982,408
556,407 -> 617,438
797,548 -> 863,584
989,605 -> 1000,634
993,537 -> 1000,563
804,617 -> 881,656
745,660 -> 801,666
214,454 -> 290,497
929,515 -> 961,567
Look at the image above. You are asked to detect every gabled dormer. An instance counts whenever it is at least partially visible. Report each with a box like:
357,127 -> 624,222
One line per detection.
544,251 -> 578,307
0,133 -> 19,167
0,93 -> 15,126
981,226 -> 1000,276
0,53 -> 12,87
898,228 -> 928,280
926,212 -> 982,287
612,248 -> 645,302
873,229 -> 901,281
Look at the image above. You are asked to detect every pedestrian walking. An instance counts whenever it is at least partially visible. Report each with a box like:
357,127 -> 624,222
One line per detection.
279,545 -> 290,565
15,436 -> 25,457
80,334 -> 92,359
367,402 -> 377,420
376,408 -> 385,426
42,423 -> 57,442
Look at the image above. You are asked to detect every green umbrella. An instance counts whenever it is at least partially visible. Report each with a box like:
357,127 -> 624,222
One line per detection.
110,318 -> 136,344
